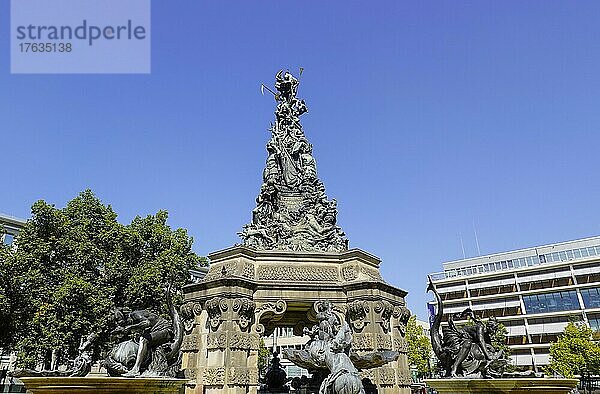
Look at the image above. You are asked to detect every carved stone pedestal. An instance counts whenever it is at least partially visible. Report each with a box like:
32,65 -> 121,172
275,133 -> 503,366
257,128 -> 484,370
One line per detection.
181,246 -> 411,394
17,377 -> 187,393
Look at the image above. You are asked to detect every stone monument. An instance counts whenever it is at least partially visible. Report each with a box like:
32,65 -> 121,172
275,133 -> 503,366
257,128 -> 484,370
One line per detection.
10,292 -> 188,393
427,277 -> 508,378
425,278 -> 578,394
181,71 -> 413,393
239,70 -> 347,253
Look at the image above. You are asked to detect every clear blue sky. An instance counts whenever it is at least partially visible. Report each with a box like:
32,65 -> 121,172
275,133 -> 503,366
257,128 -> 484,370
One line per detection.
2,1 -> 600,320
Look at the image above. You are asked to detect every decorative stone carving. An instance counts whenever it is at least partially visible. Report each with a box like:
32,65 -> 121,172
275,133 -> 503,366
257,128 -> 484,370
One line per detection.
375,333 -> 393,351
393,305 -> 411,336
184,367 -> 198,380
181,301 -> 203,318
360,369 -> 375,382
242,261 -> 255,279
393,337 -> 409,354
180,301 -> 203,335
205,297 -> 228,331
228,367 -> 258,386
203,367 -> 226,385
239,71 -> 348,252
229,332 -> 260,350
254,300 -> 287,335
379,368 -> 396,385
342,266 -> 359,281
397,370 -> 412,386
257,265 -> 338,282
255,300 -> 287,315
232,298 -> 255,331
352,333 -> 373,351
204,261 -> 256,281
361,266 -> 383,282
373,300 -> 394,333
206,332 -> 228,350
347,300 -> 369,331
181,334 -> 199,352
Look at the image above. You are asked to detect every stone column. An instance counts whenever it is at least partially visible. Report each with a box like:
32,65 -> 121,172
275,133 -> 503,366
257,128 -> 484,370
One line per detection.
179,302 -> 204,394
348,299 -> 411,393
392,304 -> 413,390
188,296 -> 259,394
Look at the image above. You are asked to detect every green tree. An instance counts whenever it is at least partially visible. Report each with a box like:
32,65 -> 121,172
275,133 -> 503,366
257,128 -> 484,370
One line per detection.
119,210 -> 200,312
406,315 -> 433,378
491,322 -> 511,358
3,190 -> 202,368
0,239 -> 18,348
547,322 -> 600,378
257,339 -> 270,379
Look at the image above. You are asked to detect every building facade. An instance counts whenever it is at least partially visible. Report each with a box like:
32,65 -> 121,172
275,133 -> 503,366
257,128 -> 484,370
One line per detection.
428,236 -> 600,371
0,213 -> 26,247
262,327 -> 310,380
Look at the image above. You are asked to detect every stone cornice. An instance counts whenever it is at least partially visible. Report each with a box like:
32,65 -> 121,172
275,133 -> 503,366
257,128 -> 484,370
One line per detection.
208,245 -> 381,268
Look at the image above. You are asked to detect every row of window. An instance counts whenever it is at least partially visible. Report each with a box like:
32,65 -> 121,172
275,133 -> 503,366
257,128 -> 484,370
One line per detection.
523,291 -> 580,314
581,288 -> 600,309
442,245 -> 600,279
522,288 -> 600,314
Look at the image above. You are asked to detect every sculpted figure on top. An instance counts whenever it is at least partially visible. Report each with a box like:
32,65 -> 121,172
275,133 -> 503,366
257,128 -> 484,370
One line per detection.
239,70 -> 348,252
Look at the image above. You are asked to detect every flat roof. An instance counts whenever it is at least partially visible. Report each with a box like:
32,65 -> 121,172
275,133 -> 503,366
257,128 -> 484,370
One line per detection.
442,235 -> 600,271
0,212 -> 27,227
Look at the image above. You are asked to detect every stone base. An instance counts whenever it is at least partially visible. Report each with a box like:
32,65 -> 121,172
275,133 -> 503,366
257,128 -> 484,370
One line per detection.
18,376 -> 188,394
424,378 -> 578,394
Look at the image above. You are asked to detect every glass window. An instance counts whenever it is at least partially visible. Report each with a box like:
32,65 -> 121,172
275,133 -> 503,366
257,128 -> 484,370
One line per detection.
523,291 -> 580,314
581,288 -> 600,309
552,252 -> 560,261
2,234 -> 14,245
559,251 -> 567,261
566,250 -> 574,260
573,249 -> 582,259
581,248 -> 589,257
589,316 -> 600,332
588,247 -> 596,256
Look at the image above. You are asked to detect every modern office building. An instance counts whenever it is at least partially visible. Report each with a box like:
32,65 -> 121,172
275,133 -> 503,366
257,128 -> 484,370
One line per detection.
262,327 -> 310,380
428,236 -> 600,371
0,212 -> 26,247
190,265 -> 209,283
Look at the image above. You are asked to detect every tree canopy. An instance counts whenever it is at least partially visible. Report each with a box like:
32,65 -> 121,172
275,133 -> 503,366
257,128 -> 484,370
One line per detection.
406,315 -> 433,378
547,322 -> 600,378
0,190 -> 204,368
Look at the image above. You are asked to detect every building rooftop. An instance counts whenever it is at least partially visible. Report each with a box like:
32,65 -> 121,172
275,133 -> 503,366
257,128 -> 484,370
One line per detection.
431,235 -> 600,281
0,212 -> 27,226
